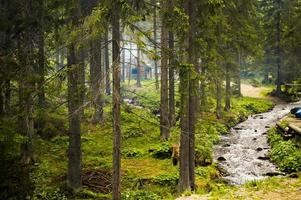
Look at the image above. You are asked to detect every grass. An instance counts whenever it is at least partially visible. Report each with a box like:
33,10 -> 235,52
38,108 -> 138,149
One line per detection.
203,177 -> 301,200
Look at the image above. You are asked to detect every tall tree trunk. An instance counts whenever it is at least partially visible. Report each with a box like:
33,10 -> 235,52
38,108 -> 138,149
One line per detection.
168,1 -> 175,127
160,0 -> 169,140
112,0 -> 121,199
78,49 -> 85,116
90,38 -> 104,124
67,0 -> 82,190
122,41 -> 125,82
187,0 -> 197,190
105,31 -> 111,95
216,80 -> 222,119
200,67 -> 207,112
275,0 -> 282,95
153,0 -> 159,90
19,1 -> 36,165
0,81 -> 3,116
136,46 -> 142,87
225,64 -> 231,111
178,64 -> 190,192
178,0 -> 198,191
237,49 -> 241,96
128,41 -> 132,86
4,79 -> 10,114
67,43 -> 82,190
37,0 -> 45,108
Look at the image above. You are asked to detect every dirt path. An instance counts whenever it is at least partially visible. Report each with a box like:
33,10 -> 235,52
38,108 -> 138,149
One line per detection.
241,84 -> 265,98
241,84 -> 285,104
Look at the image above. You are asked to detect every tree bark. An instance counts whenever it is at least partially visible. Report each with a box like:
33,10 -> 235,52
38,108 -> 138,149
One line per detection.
78,48 -> 85,117
67,0 -> 82,190
178,65 -> 190,192
216,80 -> 222,119
37,0 -> 45,108
187,0 -> 197,190
275,0 -> 282,95
112,0 -> 121,199
122,41 -> 125,82
168,1 -> 175,127
160,0 -> 169,140
178,0 -> 198,192
19,0 -> 36,165
225,63 -> 231,111
128,41 -> 132,86
237,49 -> 242,96
0,81 -> 3,116
90,38 -> 104,124
67,43 -> 82,190
4,80 -> 10,115
200,68 -> 207,112
136,46 -> 142,87
153,0 -> 159,90
105,31 -> 111,95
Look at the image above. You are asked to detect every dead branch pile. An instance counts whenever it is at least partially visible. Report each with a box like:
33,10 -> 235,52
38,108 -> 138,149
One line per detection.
82,169 -> 112,194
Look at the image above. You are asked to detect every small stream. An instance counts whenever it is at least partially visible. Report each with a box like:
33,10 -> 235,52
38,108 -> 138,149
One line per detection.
214,101 -> 301,185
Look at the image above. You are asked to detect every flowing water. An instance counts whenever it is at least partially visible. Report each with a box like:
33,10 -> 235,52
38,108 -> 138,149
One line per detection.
214,101 -> 301,185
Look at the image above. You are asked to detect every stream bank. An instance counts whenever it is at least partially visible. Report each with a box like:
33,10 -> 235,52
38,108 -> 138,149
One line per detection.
214,101 -> 301,185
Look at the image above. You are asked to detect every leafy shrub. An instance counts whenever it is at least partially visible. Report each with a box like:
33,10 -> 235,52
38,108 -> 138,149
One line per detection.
31,161 -> 67,200
268,127 -> 301,172
195,146 -> 212,166
51,136 -> 69,147
151,142 -> 172,159
35,111 -> 67,139
195,167 -> 207,177
98,158 -> 112,169
122,124 -> 143,139
194,122 -> 220,166
33,187 -> 67,200
122,148 -> 143,158
0,118 -> 25,159
153,172 -> 179,186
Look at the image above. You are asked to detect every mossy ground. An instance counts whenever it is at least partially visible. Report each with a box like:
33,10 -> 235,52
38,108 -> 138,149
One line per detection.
28,80 -> 279,199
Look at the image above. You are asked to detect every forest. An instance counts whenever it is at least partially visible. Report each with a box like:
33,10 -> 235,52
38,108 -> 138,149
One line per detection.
0,0 -> 301,199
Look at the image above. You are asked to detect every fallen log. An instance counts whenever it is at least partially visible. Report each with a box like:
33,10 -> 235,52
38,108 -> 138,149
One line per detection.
276,122 -> 289,132
288,124 -> 301,135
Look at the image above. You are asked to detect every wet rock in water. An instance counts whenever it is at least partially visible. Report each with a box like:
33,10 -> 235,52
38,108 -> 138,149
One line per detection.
217,165 -> 229,176
265,126 -> 270,128
253,138 -> 257,141
256,147 -> 263,151
258,156 -> 270,160
223,144 -> 231,147
262,132 -> 267,135
217,157 -> 226,162
255,129 -> 258,132
260,116 -> 264,119
265,172 -> 284,177
234,127 -> 243,130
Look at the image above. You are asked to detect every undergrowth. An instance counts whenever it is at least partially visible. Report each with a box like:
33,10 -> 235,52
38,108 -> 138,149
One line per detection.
0,80 -> 277,199
268,127 -> 301,172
